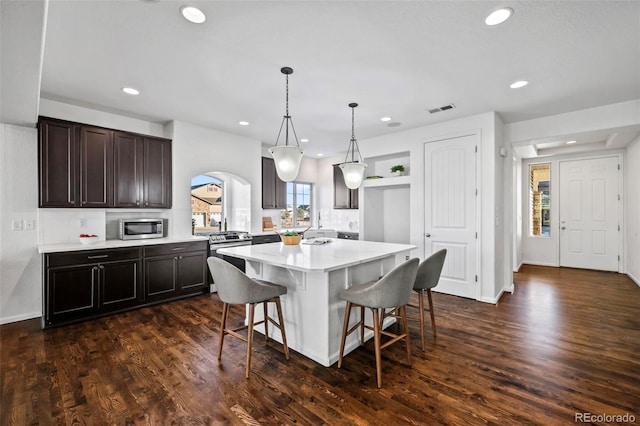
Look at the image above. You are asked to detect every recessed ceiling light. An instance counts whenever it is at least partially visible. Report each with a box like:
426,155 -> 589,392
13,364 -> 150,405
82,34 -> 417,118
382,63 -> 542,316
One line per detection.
317,153 -> 324,157
380,117 -> 392,122
238,121 -> 249,126
485,8 -> 513,26
566,140 -> 577,144
510,80 -> 529,89
300,138 -> 309,143
122,87 -> 140,95
180,6 -> 206,24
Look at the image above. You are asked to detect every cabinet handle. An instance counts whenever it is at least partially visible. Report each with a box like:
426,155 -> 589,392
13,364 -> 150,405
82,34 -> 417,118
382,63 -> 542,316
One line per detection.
92,266 -> 98,271
425,233 -> 431,238
171,247 -> 184,251
99,265 -> 104,270
88,254 -> 109,259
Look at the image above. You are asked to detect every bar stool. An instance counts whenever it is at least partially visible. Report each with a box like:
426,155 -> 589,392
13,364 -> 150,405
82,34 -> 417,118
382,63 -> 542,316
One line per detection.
207,257 -> 290,379
410,249 -> 447,350
337,258 -> 419,388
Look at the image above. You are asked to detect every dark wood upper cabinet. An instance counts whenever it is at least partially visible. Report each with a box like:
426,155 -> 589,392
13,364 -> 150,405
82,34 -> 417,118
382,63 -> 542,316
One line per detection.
38,118 -> 79,207
143,137 -> 172,208
262,157 -> 286,209
113,131 -> 143,208
79,126 -> 113,207
39,117 -> 172,209
333,165 -> 358,209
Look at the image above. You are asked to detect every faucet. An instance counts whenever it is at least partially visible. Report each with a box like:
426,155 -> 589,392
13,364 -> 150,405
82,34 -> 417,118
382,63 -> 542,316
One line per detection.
318,212 -> 322,229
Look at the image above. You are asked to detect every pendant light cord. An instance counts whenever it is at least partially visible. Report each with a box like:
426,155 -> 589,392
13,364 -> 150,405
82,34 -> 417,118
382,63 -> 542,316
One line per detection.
344,103 -> 362,164
275,68 -> 300,148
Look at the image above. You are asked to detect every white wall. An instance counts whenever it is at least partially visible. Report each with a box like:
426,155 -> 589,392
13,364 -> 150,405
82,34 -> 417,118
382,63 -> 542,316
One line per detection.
626,137 -> 640,285
169,120 -> 263,236
0,124 -> 41,323
355,111 -> 503,302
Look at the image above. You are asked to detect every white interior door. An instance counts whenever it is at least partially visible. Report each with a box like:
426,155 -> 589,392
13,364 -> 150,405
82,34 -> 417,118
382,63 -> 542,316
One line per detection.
559,156 -> 620,271
424,134 -> 478,299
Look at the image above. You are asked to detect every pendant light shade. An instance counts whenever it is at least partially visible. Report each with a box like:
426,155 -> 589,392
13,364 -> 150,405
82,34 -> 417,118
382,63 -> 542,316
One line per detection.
269,146 -> 304,182
338,103 -> 367,189
270,66 -> 304,182
339,161 -> 367,189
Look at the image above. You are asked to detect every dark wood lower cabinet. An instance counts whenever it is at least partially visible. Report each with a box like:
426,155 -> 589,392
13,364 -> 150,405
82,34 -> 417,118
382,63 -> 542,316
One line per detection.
143,241 -> 209,303
43,241 -> 208,328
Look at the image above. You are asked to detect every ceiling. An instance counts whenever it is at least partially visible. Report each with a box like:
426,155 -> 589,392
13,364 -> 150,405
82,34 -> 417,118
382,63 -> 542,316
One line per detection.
2,0 -> 639,158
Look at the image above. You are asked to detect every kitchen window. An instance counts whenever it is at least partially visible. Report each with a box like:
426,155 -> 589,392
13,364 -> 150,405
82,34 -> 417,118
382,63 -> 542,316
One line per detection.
281,182 -> 311,229
191,175 -> 223,233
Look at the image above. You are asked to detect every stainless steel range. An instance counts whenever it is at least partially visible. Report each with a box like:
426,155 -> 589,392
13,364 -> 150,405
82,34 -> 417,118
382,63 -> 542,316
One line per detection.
197,231 -> 252,272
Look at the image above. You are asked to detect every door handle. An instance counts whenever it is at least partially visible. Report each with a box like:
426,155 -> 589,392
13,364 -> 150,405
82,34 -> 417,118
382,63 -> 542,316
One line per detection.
425,233 -> 431,238
561,226 -> 566,230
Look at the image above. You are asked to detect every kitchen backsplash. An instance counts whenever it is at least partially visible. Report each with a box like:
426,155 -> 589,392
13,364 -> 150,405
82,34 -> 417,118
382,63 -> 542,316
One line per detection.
37,209 -> 171,244
318,209 -> 359,232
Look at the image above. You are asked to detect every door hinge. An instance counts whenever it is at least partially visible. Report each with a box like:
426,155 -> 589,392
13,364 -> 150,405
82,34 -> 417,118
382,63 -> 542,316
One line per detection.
475,275 -> 478,282
475,145 -> 478,153
618,194 -> 621,201
475,189 -> 478,196
618,164 -> 620,170
618,224 -> 621,231
618,255 -> 621,261
475,232 -> 478,239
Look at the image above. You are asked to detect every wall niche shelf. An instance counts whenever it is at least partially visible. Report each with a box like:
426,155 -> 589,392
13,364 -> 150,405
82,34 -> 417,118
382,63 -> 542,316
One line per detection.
362,175 -> 411,188
359,151 -> 411,245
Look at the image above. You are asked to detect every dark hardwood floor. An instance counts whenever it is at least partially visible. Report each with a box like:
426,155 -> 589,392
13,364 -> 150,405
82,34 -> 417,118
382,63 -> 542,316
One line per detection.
2,265 -> 639,425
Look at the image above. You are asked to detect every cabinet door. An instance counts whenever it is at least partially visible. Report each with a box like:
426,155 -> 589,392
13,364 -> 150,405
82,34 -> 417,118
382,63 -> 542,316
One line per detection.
38,118 -> 79,207
333,165 -> 350,209
262,157 -> 286,209
100,259 -> 142,312
143,137 -> 172,208
113,131 -> 143,208
79,126 -> 113,207
45,264 -> 98,326
178,251 -> 208,293
144,255 -> 178,301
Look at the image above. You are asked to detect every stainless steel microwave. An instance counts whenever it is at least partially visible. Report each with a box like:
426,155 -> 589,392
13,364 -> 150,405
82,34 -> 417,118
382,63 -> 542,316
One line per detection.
119,218 -> 165,240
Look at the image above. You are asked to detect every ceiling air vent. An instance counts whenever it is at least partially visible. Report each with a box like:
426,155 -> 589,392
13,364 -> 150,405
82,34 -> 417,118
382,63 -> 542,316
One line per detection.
428,104 -> 456,114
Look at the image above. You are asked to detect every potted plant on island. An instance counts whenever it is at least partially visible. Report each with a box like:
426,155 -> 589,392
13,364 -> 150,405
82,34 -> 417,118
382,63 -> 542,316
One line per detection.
390,164 -> 405,177
281,230 -> 302,245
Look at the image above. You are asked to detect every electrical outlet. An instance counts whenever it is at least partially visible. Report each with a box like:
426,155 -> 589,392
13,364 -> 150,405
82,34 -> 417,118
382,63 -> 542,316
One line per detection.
24,219 -> 36,231
12,220 -> 23,231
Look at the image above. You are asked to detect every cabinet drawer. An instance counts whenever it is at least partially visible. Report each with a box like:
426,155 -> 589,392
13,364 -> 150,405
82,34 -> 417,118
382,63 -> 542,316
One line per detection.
143,241 -> 208,257
47,247 -> 141,267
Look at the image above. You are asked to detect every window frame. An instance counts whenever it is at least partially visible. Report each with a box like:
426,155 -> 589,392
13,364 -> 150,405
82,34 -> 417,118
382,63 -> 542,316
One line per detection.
281,181 -> 313,229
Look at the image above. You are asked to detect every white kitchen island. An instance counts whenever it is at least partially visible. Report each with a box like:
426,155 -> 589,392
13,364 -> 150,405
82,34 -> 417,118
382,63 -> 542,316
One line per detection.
218,239 -> 416,367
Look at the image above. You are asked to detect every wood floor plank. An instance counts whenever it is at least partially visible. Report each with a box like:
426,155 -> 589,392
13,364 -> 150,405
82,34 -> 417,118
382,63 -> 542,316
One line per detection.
1,265 -> 639,425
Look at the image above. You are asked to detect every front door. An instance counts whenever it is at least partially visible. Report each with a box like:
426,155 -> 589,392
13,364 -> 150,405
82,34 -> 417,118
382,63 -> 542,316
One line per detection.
559,156 -> 620,271
424,134 -> 478,299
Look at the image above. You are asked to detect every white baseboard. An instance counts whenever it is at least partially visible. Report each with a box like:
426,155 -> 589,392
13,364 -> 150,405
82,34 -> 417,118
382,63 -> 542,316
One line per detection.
513,261 -> 523,272
478,289 -> 503,304
522,261 -> 557,267
627,271 -> 640,287
504,283 -> 515,293
0,312 -> 41,325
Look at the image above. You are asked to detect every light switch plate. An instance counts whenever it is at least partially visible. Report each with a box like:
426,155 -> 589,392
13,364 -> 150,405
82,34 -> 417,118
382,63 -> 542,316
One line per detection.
24,219 -> 36,231
12,220 -> 23,231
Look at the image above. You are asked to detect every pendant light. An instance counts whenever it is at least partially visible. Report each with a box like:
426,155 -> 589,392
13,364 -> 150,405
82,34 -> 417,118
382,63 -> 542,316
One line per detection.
269,66 -> 304,182
338,103 -> 367,189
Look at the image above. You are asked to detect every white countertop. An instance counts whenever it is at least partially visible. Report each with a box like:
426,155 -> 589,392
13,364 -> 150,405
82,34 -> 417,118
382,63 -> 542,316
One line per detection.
38,236 -> 209,254
218,238 -> 416,272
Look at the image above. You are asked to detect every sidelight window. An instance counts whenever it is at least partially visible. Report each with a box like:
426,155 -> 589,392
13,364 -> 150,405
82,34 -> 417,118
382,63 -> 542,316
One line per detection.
281,182 -> 311,229
529,163 -> 551,237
